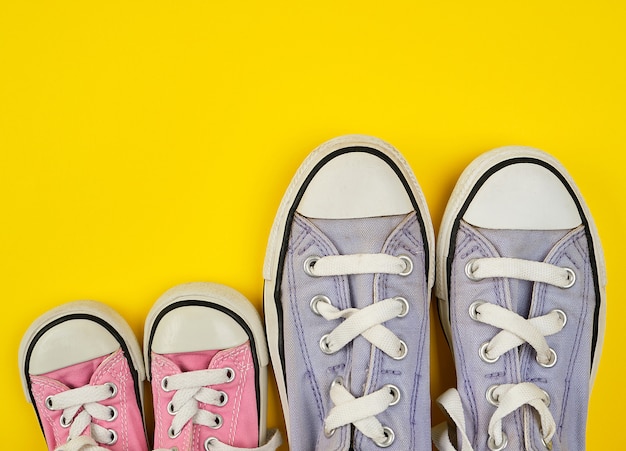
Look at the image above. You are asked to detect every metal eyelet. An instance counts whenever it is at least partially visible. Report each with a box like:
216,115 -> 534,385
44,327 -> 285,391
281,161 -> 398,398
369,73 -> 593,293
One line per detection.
553,309 -> 567,328
60,415 -> 72,428
465,259 -> 480,281
542,436 -> 553,450
469,301 -> 485,320
562,268 -> 576,288
304,256 -> 321,276
479,342 -> 500,363
216,391 -> 228,407
331,376 -> 344,388
392,340 -> 408,360
394,297 -> 409,318
106,382 -> 118,398
541,390 -> 551,407
107,406 -> 118,421
537,348 -> 558,368
385,384 -> 401,406
485,385 -> 500,406
310,295 -> 332,315
45,396 -> 54,410
225,367 -> 235,382
374,426 -> 395,448
167,401 -> 178,415
398,255 -> 413,276
324,377 -> 344,438
488,432 -> 508,450
319,334 -> 334,354
210,414 -> 223,429
161,377 -> 171,392
107,429 -> 118,445
168,426 -> 181,439
204,437 -> 218,450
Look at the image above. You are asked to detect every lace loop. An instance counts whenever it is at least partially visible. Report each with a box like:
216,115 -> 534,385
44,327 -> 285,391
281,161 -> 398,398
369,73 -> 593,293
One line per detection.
306,253 -> 411,277
465,257 -> 575,289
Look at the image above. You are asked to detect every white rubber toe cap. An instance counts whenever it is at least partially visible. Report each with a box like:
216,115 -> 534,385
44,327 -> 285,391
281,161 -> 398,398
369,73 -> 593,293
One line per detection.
297,151 -> 414,219
29,319 -> 120,375
151,306 -> 248,354
463,156 -> 582,230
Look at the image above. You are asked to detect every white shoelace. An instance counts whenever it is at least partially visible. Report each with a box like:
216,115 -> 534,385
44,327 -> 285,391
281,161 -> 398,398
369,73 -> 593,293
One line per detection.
154,430 -> 281,451
160,368 -> 232,439
46,382 -> 119,451
55,435 -> 108,451
199,429 -> 282,451
153,368 -> 282,451
434,257 -> 572,451
308,252 -> 411,447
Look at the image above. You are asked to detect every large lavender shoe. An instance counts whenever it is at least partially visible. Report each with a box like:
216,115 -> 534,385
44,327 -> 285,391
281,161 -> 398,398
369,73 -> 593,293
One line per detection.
433,147 -> 607,451
263,135 -> 435,450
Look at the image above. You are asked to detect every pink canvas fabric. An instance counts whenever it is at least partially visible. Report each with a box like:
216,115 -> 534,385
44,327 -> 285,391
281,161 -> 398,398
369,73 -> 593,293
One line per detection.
30,348 -> 149,451
151,341 -> 259,451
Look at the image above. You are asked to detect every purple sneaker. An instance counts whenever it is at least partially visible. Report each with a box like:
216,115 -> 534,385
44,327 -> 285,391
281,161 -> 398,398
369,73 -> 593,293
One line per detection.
263,135 -> 435,450
433,147 -> 606,451
145,282 -> 281,451
19,301 -> 149,451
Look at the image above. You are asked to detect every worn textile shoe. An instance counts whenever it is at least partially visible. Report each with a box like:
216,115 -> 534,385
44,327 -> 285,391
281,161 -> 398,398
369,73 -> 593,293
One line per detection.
433,147 -> 607,451
145,282 -> 281,451
19,301 -> 149,451
263,135 -> 435,450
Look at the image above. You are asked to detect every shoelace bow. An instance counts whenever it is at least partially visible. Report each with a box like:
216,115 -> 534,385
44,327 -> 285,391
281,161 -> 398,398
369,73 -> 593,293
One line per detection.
434,257 -> 572,451
307,252 -> 411,447
47,383 -> 119,451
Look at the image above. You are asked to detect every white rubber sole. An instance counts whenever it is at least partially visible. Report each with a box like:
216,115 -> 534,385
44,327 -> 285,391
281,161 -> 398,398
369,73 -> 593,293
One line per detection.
262,134 -> 436,445
143,282 -> 270,442
435,146 -> 607,389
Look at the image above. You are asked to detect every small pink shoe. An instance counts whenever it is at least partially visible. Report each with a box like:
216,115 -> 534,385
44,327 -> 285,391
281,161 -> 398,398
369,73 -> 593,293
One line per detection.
19,301 -> 149,451
145,282 -> 281,451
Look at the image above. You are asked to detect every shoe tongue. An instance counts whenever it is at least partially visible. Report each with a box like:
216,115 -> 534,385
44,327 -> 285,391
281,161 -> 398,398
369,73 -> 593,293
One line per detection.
308,214 -> 406,258
40,354 -> 109,389
163,349 -> 221,372
476,228 -> 571,318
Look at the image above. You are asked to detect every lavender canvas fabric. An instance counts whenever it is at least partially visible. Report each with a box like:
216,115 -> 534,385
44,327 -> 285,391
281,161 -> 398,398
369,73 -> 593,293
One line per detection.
448,221 -> 596,450
280,211 -> 431,450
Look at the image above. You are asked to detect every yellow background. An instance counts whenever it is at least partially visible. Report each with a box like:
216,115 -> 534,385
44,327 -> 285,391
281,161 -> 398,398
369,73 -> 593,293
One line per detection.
2,1 -> 624,449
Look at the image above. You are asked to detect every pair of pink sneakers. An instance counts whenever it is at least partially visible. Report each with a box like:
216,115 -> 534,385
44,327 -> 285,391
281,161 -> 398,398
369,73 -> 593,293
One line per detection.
19,282 -> 282,451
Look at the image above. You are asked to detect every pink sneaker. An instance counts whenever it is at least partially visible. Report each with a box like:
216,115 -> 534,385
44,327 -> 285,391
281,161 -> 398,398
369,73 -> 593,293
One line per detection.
19,301 -> 149,451
145,283 -> 281,451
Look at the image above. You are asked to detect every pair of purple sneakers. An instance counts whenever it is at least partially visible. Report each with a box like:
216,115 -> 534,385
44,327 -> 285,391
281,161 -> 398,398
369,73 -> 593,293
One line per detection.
262,135 -> 605,450
20,283 -> 282,451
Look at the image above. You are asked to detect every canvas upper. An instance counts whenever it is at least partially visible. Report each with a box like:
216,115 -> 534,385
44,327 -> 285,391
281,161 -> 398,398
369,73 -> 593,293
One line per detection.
433,147 -> 606,451
19,301 -> 149,451
145,282 -> 281,451
263,135 -> 435,450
